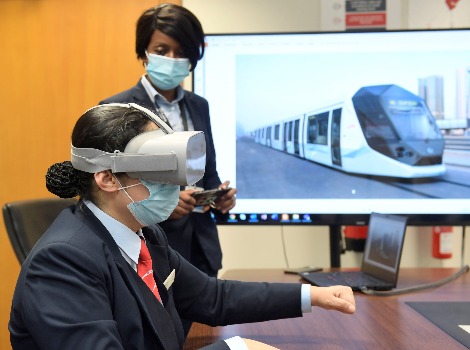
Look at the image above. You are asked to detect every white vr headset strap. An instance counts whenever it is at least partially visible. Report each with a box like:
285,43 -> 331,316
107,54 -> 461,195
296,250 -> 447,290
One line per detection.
71,146 -> 177,173
112,153 -> 177,172
85,102 -> 174,134
128,103 -> 174,134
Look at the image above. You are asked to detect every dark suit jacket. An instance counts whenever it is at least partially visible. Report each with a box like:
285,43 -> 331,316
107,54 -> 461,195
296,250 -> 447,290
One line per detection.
9,202 -> 302,350
100,82 -> 224,274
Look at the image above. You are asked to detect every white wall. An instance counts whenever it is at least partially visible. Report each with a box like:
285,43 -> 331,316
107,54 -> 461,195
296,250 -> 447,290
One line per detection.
184,0 -> 323,33
182,0 -> 469,276
217,225 -> 469,276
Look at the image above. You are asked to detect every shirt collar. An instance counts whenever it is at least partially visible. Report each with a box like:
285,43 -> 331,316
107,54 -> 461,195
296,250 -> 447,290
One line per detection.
140,75 -> 185,105
84,200 -> 142,267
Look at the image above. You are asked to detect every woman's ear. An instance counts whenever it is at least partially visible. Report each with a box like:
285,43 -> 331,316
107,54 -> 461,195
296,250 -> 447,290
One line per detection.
142,54 -> 149,67
94,171 -> 119,193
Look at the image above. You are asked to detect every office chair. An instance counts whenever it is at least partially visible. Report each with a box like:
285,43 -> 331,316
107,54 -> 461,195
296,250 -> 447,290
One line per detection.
2,198 -> 77,264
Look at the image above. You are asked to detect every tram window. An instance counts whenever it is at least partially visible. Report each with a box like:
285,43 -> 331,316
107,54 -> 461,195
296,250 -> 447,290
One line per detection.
317,112 -> 329,145
364,123 -> 396,140
288,121 -> 293,141
307,112 -> 329,145
358,111 -> 398,141
393,111 -> 441,140
307,115 -> 317,143
274,124 -> 280,140
284,122 -> 289,143
384,100 -> 441,140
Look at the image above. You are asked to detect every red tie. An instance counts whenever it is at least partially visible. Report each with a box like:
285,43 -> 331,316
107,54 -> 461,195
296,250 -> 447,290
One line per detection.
138,238 -> 162,302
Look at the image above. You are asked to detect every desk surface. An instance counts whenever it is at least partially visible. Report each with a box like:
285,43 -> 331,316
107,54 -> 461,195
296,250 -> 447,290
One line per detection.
183,268 -> 470,350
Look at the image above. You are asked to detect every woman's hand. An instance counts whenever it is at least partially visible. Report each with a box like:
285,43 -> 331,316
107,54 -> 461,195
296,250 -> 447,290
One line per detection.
212,180 -> 237,214
168,180 -> 238,219
168,189 -> 198,219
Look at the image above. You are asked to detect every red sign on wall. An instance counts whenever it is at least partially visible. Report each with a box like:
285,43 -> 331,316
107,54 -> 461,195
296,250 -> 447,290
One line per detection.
346,0 -> 387,31
346,13 -> 387,27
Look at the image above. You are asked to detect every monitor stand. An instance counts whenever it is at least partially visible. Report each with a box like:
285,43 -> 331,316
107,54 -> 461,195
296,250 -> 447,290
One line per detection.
329,225 -> 343,267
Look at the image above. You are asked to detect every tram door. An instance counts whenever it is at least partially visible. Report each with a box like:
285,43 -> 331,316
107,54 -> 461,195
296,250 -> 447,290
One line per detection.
283,122 -> 289,151
293,119 -> 300,155
331,108 -> 342,166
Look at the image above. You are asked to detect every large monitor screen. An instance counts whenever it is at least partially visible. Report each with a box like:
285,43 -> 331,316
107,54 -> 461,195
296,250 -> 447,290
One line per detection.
193,28 -> 470,225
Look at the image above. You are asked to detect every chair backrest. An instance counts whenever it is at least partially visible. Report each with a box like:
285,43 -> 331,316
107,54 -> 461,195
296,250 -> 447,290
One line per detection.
2,198 -> 77,264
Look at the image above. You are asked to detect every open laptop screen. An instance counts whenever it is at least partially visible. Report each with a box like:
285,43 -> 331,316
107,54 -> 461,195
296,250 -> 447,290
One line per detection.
362,213 -> 408,283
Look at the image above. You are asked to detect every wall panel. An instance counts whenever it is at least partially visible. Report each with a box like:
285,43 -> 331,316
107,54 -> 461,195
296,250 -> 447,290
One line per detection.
0,1 -> 180,348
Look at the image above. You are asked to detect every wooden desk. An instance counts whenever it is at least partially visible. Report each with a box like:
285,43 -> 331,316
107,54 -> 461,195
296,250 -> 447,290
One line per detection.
184,268 -> 470,350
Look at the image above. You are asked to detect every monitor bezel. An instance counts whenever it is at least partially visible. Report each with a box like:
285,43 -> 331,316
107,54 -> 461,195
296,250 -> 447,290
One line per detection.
193,28 -> 470,226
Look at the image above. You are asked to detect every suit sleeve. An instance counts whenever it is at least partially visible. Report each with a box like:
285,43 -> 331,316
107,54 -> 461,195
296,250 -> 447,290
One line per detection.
162,235 -> 303,326
11,242 -> 124,350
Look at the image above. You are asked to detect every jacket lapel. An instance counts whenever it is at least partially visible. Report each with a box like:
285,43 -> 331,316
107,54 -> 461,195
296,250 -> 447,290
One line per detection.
116,260 -> 180,350
182,93 -> 203,131
131,81 -> 157,111
143,227 -> 171,305
75,203 -> 180,350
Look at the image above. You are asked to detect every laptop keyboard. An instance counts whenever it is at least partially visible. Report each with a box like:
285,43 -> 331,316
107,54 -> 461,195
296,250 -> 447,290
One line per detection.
313,271 -> 393,289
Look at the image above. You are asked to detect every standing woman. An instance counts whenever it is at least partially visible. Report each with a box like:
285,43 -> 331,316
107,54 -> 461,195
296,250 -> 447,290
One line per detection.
100,4 -> 233,279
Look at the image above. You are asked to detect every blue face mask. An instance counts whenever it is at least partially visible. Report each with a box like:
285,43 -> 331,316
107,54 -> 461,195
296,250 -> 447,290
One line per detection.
145,52 -> 190,91
118,179 -> 180,226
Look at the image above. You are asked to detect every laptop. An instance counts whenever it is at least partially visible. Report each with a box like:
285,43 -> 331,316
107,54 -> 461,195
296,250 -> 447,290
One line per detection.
302,213 -> 408,291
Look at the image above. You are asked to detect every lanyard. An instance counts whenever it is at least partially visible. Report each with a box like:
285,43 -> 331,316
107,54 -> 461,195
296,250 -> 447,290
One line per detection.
178,99 -> 188,131
154,98 -> 188,131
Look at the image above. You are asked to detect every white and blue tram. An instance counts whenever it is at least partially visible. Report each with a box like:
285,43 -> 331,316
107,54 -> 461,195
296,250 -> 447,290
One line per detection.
253,85 -> 446,178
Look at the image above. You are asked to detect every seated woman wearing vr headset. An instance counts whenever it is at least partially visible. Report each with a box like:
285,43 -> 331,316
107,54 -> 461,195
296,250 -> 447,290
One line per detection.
9,104 -> 356,350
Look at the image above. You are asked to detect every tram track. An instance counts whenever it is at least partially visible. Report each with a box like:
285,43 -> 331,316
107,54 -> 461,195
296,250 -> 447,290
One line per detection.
375,174 -> 470,199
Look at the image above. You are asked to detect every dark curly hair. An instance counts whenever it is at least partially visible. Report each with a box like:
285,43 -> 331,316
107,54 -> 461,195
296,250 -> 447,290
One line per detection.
46,105 -> 152,201
135,3 -> 205,71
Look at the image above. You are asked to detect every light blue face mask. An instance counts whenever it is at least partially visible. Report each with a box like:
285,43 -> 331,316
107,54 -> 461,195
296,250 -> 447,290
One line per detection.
118,179 -> 180,226
145,52 -> 190,91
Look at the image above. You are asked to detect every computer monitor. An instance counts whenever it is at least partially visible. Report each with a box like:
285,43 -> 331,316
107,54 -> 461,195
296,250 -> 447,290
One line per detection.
193,28 -> 470,226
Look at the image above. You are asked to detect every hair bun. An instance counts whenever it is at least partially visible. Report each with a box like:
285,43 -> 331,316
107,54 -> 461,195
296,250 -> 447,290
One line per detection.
45,161 -> 79,198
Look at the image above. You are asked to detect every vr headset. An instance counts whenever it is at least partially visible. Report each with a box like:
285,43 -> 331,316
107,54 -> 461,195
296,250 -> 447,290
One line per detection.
71,103 -> 206,186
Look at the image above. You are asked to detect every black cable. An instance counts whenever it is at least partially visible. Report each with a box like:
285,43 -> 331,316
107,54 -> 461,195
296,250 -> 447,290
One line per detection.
359,265 -> 469,296
461,225 -> 466,268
